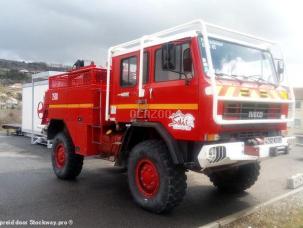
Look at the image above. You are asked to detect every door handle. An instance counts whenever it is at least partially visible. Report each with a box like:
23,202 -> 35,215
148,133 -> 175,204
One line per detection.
117,92 -> 130,97
149,88 -> 153,99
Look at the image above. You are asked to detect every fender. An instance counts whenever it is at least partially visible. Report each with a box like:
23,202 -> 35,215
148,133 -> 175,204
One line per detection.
119,122 -> 184,165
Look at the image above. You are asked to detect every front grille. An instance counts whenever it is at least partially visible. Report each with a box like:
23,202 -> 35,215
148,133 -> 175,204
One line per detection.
238,131 -> 267,139
222,131 -> 268,140
223,102 -> 281,120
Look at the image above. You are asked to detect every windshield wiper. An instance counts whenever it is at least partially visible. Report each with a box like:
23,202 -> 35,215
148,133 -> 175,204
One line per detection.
215,73 -> 242,83
245,75 -> 277,87
216,73 -> 277,87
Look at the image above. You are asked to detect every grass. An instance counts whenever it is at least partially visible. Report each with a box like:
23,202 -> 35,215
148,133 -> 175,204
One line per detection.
226,207 -> 303,228
225,191 -> 303,228
284,209 -> 303,228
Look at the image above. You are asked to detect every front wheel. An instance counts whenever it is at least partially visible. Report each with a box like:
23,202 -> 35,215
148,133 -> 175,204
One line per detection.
127,140 -> 187,213
208,162 -> 260,193
52,132 -> 84,180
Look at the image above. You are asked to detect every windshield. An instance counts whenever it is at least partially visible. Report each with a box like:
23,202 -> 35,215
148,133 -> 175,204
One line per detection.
199,37 -> 278,84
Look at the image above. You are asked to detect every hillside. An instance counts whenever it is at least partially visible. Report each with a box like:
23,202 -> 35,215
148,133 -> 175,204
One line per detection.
0,59 -> 70,127
0,59 -> 70,85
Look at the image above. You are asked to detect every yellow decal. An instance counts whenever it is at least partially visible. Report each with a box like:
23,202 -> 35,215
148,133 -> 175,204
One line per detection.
217,85 -> 288,100
279,90 -> 288,100
240,88 -> 250,97
270,91 -> 280,99
49,103 -> 94,109
225,87 -> 235,97
216,85 -> 223,94
259,90 -> 268,98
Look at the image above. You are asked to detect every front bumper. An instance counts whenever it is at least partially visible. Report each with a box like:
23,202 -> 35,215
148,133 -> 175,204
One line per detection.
197,136 -> 295,169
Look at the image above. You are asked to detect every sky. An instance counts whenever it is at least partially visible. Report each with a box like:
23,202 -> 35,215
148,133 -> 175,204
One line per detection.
0,0 -> 302,86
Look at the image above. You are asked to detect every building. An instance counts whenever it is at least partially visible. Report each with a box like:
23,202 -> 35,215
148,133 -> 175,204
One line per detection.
288,88 -> 303,145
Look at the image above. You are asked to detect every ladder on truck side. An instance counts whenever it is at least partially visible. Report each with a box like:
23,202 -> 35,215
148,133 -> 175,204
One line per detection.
91,88 -> 103,146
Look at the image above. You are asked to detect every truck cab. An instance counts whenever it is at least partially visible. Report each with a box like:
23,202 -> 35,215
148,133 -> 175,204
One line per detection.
42,19 -> 295,214
107,20 -> 294,166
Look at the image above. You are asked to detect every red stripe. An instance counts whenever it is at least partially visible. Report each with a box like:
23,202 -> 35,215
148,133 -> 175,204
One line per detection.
233,87 -> 240,97
219,86 -> 228,96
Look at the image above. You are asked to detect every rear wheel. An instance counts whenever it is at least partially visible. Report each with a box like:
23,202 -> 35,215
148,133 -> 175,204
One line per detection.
208,162 -> 260,193
52,132 -> 84,180
128,140 -> 187,214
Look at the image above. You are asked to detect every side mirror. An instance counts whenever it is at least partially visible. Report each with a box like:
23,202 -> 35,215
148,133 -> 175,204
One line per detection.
182,48 -> 192,73
276,60 -> 284,82
161,43 -> 176,70
277,60 -> 284,74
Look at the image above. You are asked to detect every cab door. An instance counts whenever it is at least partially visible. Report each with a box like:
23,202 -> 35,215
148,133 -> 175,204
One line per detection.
111,53 -> 139,122
145,41 -> 200,140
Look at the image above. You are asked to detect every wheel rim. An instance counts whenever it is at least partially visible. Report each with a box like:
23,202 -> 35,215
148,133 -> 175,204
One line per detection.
135,159 -> 160,197
55,143 -> 66,168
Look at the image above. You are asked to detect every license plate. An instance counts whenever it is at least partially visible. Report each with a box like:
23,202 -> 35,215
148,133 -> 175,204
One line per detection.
264,136 -> 282,144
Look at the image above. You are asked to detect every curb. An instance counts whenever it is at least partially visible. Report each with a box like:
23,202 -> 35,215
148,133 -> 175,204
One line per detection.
200,186 -> 303,228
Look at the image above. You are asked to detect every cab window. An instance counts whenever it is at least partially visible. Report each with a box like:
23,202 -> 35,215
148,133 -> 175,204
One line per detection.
155,43 -> 192,82
120,56 -> 137,87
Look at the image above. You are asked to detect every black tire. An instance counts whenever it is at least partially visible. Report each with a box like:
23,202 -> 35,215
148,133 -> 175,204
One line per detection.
208,162 -> 260,193
128,140 -> 187,213
52,132 -> 84,180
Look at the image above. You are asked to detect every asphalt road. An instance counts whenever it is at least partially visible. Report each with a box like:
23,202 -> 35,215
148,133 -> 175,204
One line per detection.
0,133 -> 302,228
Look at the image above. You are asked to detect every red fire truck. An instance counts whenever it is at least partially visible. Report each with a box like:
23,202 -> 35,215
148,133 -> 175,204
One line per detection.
40,20 -> 295,213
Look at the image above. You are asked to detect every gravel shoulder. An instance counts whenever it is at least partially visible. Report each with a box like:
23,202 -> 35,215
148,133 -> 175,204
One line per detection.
225,190 -> 303,228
